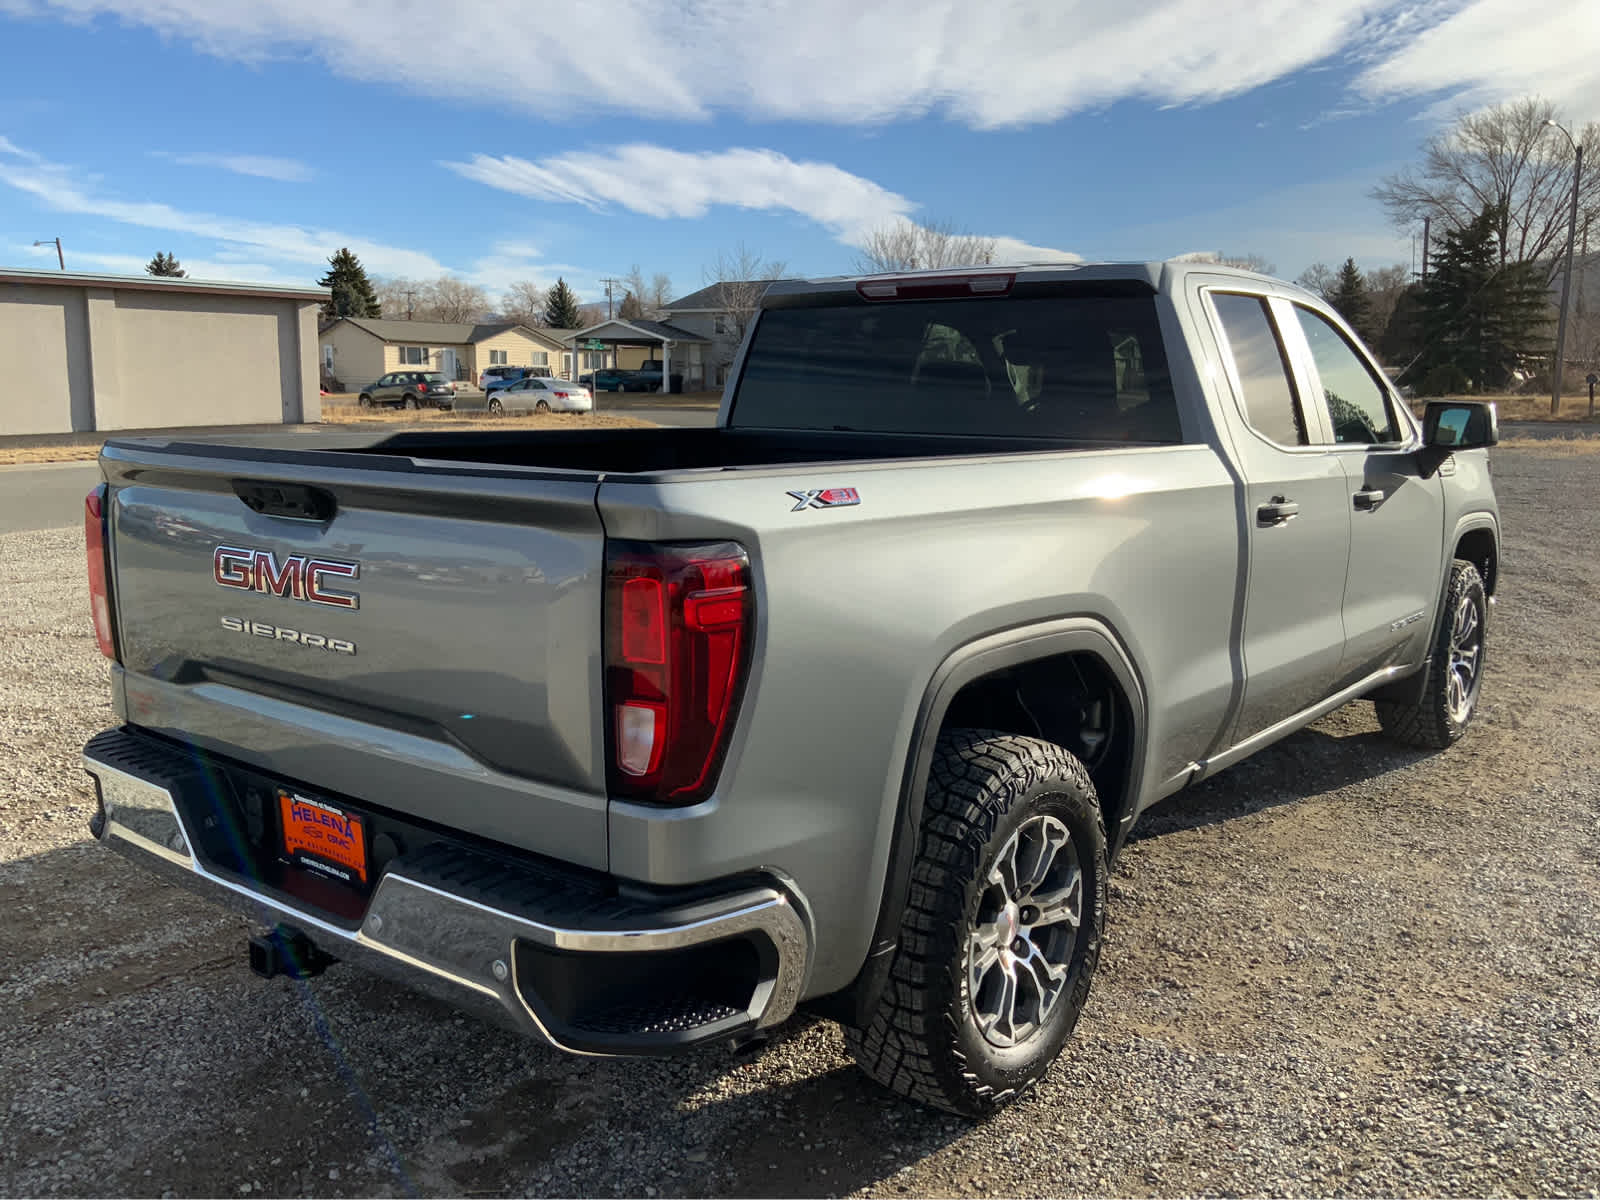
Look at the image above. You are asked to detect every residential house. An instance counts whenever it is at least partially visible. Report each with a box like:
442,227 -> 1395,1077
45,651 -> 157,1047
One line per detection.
318,318 -> 569,390
653,280 -> 781,387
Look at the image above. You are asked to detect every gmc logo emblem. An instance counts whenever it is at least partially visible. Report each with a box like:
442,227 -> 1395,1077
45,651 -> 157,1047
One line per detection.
213,545 -> 360,610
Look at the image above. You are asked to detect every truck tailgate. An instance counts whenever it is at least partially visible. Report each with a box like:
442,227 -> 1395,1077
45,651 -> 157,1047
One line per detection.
101,445 -> 610,869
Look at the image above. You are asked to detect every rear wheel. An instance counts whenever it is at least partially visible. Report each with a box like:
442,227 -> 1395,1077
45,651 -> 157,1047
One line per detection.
402,395 -> 418,410
535,399 -> 550,413
846,730 -> 1107,1116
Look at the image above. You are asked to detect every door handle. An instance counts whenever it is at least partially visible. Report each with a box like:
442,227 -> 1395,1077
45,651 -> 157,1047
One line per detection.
1353,487 -> 1386,510
1256,496 -> 1300,526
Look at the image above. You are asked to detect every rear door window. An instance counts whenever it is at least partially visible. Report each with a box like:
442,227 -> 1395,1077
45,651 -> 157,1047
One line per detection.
1209,293 -> 1308,447
731,292 -> 1182,441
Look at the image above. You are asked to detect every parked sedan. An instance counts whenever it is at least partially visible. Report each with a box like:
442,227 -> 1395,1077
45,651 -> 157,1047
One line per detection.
455,376 -> 593,414
356,371 -> 455,409
581,368 -> 652,393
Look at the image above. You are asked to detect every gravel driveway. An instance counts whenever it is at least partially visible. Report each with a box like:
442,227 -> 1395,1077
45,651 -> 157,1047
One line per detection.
3,445 -> 1598,1198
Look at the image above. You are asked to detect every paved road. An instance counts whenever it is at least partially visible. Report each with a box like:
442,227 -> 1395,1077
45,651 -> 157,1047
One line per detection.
0,404 -> 718,536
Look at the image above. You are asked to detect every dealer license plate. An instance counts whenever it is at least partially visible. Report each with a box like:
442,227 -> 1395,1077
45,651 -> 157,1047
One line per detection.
278,789 -> 368,887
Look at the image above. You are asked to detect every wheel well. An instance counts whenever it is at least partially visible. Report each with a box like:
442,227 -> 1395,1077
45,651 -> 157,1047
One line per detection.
939,651 -> 1137,842
1455,528 -> 1497,595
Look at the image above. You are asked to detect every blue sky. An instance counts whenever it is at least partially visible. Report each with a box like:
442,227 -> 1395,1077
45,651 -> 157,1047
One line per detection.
2,0 -> 1595,309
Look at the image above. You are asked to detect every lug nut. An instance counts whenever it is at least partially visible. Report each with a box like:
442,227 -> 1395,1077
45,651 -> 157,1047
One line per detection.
1020,906 -> 1039,924
1011,937 -> 1028,954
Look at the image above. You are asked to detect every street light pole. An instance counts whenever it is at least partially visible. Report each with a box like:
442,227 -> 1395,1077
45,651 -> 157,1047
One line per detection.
1547,120 -> 1583,415
32,238 -> 63,270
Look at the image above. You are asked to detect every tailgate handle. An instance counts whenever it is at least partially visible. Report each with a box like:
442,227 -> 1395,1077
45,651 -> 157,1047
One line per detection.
232,480 -> 336,521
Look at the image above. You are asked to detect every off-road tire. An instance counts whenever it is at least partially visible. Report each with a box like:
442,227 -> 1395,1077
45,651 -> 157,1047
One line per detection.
1376,558 -> 1487,749
846,730 -> 1107,1117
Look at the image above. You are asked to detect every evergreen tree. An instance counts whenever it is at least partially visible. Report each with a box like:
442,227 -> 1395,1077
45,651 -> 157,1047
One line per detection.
317,247 -> 381,320
1416,202 -> 1550,391
542,277 -> 582,328
1326,257 -> 1371,342
146,251 -> 186,277
618,290 -> 644,320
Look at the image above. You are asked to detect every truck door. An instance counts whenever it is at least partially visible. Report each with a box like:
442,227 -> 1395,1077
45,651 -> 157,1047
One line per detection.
1283,303 -> 1445,686
1201,289 -> 1352,743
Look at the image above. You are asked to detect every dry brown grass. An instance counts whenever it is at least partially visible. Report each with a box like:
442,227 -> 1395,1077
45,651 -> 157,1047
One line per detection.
0,445 -> 105,465
1410,393 -> 1600,423
1497,435 -> 1600,455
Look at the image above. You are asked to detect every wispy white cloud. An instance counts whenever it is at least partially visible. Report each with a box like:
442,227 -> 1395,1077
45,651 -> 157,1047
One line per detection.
8,0 -> 1598,133
1355,0 -> 1600,117
0,137 -> 444,278
0,0 -> 1408,129
989,236 -> 1082,265
446,146 -> 916,243
153,151 -> 315,182
0,135 -> 42,161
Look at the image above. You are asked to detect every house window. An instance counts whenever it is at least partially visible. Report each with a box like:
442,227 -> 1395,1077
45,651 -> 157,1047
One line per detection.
530,351 -> 548,366
398,345 -> 430,365
714,314 -> 731,335
489,349 -> 508,365
322,345 -> 334,369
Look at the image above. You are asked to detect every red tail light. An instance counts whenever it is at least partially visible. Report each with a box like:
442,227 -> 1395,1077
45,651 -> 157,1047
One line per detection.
418,383 -> 429,393
84,484 -> 117,659
604,541 -> 753,805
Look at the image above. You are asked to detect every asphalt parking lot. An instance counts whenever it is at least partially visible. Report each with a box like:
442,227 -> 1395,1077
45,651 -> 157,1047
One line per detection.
2,442 -> 1598,1197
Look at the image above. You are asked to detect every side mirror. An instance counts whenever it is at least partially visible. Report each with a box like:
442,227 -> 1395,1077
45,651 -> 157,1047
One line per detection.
1422,400 -> 1498,450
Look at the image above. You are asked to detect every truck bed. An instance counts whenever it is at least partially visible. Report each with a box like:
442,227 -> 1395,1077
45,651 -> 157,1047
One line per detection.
115,426 -> 1100,480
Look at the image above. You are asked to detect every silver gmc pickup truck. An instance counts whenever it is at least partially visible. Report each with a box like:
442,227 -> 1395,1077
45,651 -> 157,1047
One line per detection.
81,261 -> 1500,1116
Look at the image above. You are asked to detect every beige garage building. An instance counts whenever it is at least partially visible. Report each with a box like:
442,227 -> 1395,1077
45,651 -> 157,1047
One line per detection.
1,267 -> 327,437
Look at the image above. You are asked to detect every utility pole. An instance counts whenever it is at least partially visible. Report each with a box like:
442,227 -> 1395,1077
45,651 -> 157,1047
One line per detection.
1421,217 -> 1430,285
32,238 -> 63,270
598,277 -> 622,320
402,288 -> 417,320
1547,120 -> 1583,415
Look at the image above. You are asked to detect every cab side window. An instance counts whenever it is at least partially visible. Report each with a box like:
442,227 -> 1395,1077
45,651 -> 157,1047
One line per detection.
1293,306 -> 1402,445
1211,293 -> 1307,446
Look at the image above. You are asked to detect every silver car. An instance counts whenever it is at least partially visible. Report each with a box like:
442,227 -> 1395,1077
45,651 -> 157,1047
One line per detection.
457,376 -> 593,414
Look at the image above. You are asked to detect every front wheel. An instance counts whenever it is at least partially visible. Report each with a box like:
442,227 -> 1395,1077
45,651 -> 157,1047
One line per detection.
846,730 -> 1107,1116
357,394 -> 372,408
1376,558 -> 1487,748
486,397 -> 503,414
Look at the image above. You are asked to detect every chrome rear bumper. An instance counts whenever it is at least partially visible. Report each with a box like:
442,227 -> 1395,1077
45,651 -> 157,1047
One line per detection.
83,728 -> 809,1055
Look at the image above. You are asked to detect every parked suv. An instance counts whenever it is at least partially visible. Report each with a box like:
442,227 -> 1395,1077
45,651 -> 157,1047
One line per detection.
356,371 -> 454,410
479,364 -> 553,394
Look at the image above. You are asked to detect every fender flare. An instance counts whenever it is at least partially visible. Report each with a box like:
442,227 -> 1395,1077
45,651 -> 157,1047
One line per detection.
833,617 -> 1148,1025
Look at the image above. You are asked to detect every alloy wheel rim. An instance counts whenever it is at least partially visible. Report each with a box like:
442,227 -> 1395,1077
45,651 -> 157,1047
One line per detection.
1447,592 -> 1483,722
967,813 -> 1083,1049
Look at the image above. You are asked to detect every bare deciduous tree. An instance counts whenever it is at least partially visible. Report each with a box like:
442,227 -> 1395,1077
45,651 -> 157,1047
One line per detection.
501,280 -> 544,326
852,218 -> 998,273
425,276 -> 491,324
703,243 -> 788,366
1178,251 -> 1278,275
649,273 -> 674,311
1363,263 -> 1411,341
373,276 -> 421,319
1374,97 -> 1600,285
1295,262 -> 1336,298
